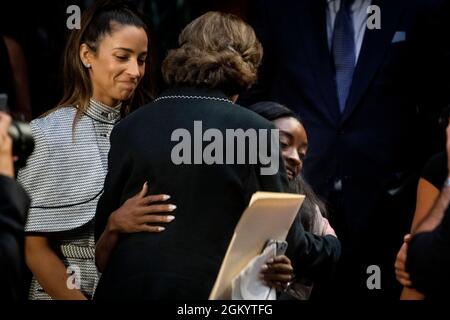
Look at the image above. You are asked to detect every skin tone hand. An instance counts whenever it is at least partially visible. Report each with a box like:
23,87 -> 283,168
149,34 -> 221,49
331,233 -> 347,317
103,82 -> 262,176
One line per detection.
107,181 -> 176,233
260,255 -> 295,291
95,181 -> 176,272
395,234 -> 412,287
0,111 -> 14,178
399,233 -> 425,299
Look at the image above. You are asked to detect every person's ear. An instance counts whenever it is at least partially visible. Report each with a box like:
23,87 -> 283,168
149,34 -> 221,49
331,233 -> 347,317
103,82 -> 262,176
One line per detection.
79,43 -> 93,69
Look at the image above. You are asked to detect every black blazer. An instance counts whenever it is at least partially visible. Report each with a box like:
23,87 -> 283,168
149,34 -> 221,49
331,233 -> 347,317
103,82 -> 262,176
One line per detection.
94,87 -> 339,299
407,207 -> 450,299
243,0 -> 449,246
0,175 -> 30,300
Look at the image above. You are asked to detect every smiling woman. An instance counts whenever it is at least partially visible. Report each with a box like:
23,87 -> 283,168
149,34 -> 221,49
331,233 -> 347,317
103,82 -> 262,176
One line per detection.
57,0 -> 153,124
79,23 -> 148,106
16,0 -> 176,300
247,101 -> 339,299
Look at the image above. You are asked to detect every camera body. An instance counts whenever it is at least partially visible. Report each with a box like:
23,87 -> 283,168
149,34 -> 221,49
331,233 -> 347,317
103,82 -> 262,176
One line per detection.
0,93 -> 35,170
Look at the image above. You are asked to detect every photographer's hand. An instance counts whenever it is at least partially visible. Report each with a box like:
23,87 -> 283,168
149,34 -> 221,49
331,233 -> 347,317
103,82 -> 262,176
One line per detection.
0,112 -> 14,178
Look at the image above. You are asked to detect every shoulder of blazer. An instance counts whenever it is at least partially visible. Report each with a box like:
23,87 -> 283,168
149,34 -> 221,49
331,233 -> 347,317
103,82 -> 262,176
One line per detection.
19,107 -> 106,232
32,107 -> 76,128
31,107 -> 107,153
32,107 -> 85,144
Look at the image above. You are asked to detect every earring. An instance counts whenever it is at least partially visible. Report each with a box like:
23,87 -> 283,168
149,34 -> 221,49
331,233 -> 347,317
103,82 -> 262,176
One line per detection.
84,63 -> 91,68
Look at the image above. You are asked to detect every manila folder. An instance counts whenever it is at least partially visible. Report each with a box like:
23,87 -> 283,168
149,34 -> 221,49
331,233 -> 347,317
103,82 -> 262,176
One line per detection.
209,191 -> 304,300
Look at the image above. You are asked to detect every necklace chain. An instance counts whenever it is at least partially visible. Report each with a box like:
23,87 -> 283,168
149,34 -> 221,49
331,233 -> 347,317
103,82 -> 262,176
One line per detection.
154,95 -> 233,104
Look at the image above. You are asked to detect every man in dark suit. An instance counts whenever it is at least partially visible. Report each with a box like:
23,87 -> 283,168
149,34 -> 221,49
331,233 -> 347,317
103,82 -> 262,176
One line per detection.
242,0 -> 449,298
0,112 -> 30,300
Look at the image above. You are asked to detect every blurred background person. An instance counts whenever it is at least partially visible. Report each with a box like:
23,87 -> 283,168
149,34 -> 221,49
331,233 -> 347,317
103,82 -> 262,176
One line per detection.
0,35 -> 32,121
398,152 -> 446,300
395,120 -> 450,300
399,107 -> 450,300
0,0 -> 80,119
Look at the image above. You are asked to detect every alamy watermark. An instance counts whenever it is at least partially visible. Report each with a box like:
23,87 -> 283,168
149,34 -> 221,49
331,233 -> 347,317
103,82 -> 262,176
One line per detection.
66,4 -> 382,31
367,5 -> 381,30
66,5 -> 81,30
171,121 -> 280,175
66,264 -> 81,290
366,265 -> 381,290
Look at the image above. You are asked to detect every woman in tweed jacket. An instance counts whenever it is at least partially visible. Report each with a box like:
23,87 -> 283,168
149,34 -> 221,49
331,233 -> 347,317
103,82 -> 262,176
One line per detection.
17,0 -> 175,300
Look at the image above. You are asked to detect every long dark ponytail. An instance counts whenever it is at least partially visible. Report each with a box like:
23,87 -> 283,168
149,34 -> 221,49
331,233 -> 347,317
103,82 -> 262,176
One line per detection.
49,0 -> 153,129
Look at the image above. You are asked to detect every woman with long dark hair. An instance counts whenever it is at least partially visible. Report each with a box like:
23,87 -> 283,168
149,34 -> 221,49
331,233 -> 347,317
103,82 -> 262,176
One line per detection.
18,0 -> 174,300
248,101 -> 339,299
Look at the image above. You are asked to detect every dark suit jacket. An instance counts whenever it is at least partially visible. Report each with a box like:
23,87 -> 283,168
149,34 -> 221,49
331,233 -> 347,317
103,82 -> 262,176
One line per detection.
407,207 -> 450,299
94,87 -> 338,299
243,0 -> 449,252
0,174 -> 29,300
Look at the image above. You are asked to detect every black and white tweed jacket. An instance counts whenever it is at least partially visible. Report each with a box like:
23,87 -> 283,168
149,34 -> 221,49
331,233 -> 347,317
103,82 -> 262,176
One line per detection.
18,106 -> 115,233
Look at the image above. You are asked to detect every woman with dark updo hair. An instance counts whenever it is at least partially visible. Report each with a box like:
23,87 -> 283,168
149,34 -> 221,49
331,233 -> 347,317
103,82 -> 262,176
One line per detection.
161,11 -> 263,98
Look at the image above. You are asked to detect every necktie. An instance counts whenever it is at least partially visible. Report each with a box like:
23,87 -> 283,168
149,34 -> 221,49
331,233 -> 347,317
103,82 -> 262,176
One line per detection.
332,0 -> 355,113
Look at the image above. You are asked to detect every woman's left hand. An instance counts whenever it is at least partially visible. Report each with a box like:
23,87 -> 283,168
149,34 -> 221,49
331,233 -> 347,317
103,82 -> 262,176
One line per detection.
260,255 -> 295,291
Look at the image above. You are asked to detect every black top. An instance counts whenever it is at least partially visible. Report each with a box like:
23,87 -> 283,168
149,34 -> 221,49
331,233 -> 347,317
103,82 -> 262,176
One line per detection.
94,87 -> 340,299
407,205 -> 450,299
409,152 -> 450,299
421,152 -> 447,189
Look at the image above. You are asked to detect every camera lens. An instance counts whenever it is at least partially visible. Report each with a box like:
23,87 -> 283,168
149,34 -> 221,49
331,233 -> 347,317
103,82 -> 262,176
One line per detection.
8,120 -> 35,170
